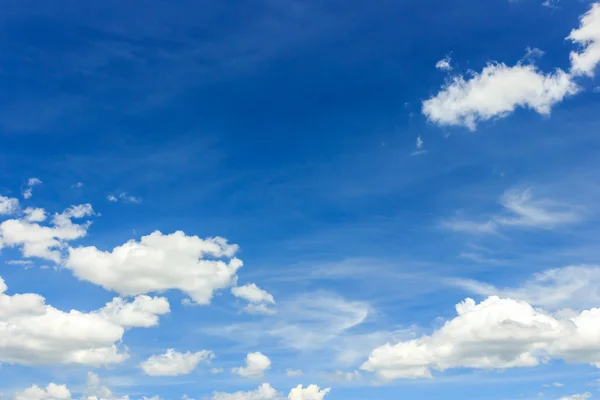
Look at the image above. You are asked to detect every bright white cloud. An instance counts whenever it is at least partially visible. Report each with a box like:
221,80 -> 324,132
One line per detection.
0,196 -> 19,215
65,230 -> 243,305
450,265 -> 600,311
232,284 -> 276,315
568,3 -> 600,77
98,295 -> 170,328
232,352 -> 271,379
14,383 -> 71,400
84,372 -> 129,400
140,349 -> 214,376
0,276 -> 166,366
287,385 -> 330,400
422,63 -> 578,130
107,192 -> 142,204
435,56 -> 452,71
0,204 -> 94,263
361,295 -> 600,380
210,384 -> 330,400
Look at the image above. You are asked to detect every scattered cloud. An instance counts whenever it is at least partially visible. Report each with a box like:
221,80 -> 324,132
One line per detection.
326,370 -> 362,382
232,352 -> 271,379
568,3 -> 600,77
211,367 -> 224,374
23,178 -> 42,200
23,207 -> 47,223
524,47 -> 545,62
65,231 -> 242,305
14,383 -> 71,400
411,135 -> 427,156
286,369 -> 303,377
107,192 -> 142,204
361,295 -> 600,380
232,283 -> 276,315
435,55 -> 452,71
72,182 -> 84,189
559,394 -> 592,400
140,349 -> 214,376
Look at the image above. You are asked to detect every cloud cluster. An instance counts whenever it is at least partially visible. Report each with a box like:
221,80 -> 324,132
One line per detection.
210,384 -> 330,400
422,2 -> 600,130
15,372 -> 133,400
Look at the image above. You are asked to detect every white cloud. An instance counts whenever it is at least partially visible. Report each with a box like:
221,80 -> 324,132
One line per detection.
14,383 -> 71,400
411,135 -> 427,156
232,352 -> 271,379
23,208 -> 47,223
568,3 -> 600,77
140,349 -> 214,376
14,372 -> 131,400
210,384 -> 279,400
422,63 -> 578,130
209,384 -> 330,400
496,188 -> 581,228
450,265 -> 600,311
361,295 -> 600,380
232,284 -> 276,315
524,47 -> 545,61
107,195 -> 118,203
98,295 -> 170,328
285,369 -> 303,377
326,370 -> 362,382
0,196 -> 19,215
553,382 -> 565,387
211,367 -> 224,374
0,276 -> 167,366
0,204 -> 94,263
559,394 -> 592,400
287,385 -> 330,400
65,230 -> 242,305
23,178 -> 42,200
435,56 -> 452,71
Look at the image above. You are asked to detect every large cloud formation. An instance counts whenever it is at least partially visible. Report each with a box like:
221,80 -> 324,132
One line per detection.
361,295 -> 600,380
0,276 -> 169,366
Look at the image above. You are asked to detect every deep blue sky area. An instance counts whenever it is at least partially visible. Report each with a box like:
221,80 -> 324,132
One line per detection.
1,1 -> 600,399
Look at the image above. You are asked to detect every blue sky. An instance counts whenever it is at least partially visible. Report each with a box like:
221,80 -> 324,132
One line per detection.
2,0 -> 600,399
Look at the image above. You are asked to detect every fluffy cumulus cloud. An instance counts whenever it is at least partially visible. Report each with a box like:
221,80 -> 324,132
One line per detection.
435,56 -> 452,71
140,349 -> 214,376
65,230 -> 243,305
14,383 -> 71,400
361,295 -> 600,380
422,63 -> 578,130
0,204 -> 95,263
210,384 -> 330,400
232,352 -> 271,379
232,284 -> 276,315
0,276 -> 168,366
568,3 -> 600,77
